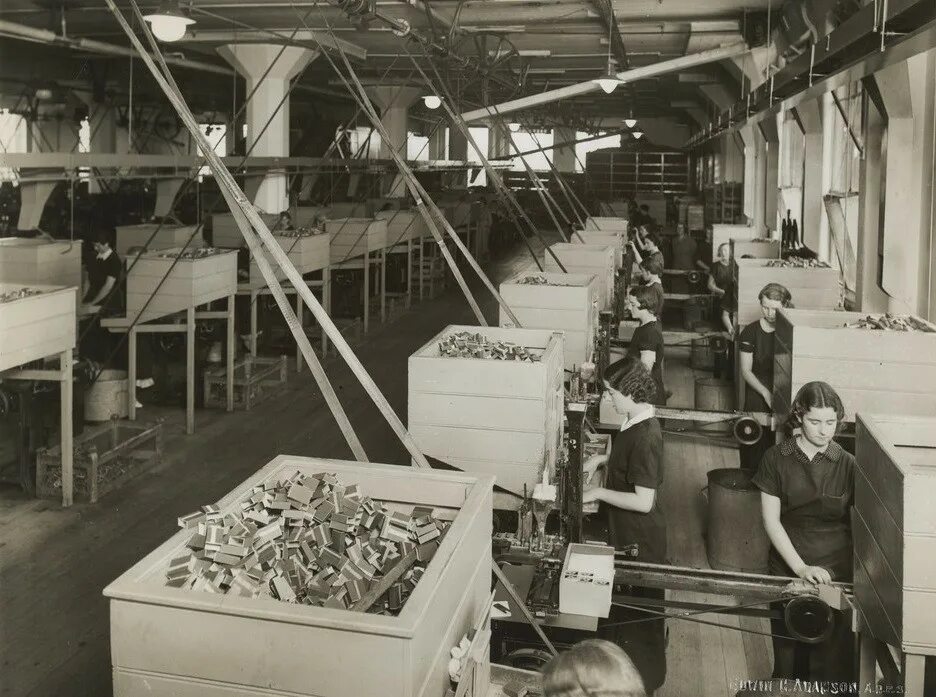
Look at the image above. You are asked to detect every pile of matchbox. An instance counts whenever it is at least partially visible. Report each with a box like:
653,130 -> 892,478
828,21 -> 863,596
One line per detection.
168,470 -> 448,614
0,286 -> 45,303
515,274 -> 575,287
439,331 -> 542,362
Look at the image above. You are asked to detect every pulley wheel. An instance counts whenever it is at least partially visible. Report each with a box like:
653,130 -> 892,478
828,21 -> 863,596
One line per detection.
503,647 -> 553,671
687,270 -> 703,286
784,595 -> 835,644
710,335 -> 728,354
734,415 -> 763,445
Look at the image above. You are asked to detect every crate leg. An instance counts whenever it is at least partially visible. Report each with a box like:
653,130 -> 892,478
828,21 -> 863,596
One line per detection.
323,266 -> 331,357
226,294 -> 235,413
363,253 -> 370,334
406,239 -> 413,309
60,349 -> 74,507
88,447 -> 99,505
418,239 -> 425,302
128,328 -> 137,422
186,306 -> 195,435
295,291 -> 303,373
904,654 -> 925,697
380,250 -> 386,323
249,290 -> 259,356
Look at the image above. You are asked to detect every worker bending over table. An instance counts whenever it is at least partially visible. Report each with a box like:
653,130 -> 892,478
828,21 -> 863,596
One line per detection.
623,287 -> 666,406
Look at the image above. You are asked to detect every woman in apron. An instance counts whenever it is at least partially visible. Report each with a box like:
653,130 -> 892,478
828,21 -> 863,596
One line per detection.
751,381 -> 855,682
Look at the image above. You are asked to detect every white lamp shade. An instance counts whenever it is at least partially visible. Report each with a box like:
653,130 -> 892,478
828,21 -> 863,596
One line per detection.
595,77 -> 619,94
632,131 -> 644,140
624,119 -> 637,128
144,13 -> 194,42
508,122 -> 521,132
422,95 -> 442,110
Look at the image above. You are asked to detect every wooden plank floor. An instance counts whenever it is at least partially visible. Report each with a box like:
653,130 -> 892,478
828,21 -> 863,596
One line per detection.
0,234 -> 771,697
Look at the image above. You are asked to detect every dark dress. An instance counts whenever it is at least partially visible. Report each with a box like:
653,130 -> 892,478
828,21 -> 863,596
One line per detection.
626,321 -> 665,405
710,262 -> 735,379
80,250 -> 125,365
752,438 -> 856,683
738,320 -> 776,471
598,416 -> 667,691
709,261 -> 735,314
643,280 -> 665,319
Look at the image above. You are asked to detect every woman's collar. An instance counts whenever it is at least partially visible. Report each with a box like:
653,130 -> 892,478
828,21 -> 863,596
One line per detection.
619,407 -> 655,432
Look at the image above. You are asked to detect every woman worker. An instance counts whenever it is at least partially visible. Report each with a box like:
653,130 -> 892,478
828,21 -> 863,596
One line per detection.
543,639 -> 646,697
707,242 -> 736,378
752,381 -> 855,682
624,286 -> 665,405
738,282 -> 793,471
584,356 -> 667,693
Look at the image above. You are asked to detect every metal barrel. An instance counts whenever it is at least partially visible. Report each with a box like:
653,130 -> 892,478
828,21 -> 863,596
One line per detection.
704,468 -> 770,573
84,369 -> 129,422
690,337 -> 716,371
694,377 -> 734,434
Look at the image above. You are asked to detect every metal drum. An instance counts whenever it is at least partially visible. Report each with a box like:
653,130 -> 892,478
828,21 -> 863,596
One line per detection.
694,377 -> 734,434
705,468 -> 770,573
690,337 -> 716,371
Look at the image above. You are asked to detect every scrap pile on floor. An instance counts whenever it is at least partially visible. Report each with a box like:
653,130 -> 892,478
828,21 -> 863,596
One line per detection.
168,471 -> 448,614
156,248 -> 227,260
764,258 -> 829,268
439,332 -> 542,361
0,287 -> 44,303
517,275 -> 575,287
843,314 -> 934,332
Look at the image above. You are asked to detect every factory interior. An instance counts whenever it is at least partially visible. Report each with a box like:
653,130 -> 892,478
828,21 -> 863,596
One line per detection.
1,0 -> 935,695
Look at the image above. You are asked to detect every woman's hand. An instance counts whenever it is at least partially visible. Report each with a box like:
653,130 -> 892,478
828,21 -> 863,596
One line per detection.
582,454 -> 607,483
583,486 -> 604,504
796,565 -> 832,585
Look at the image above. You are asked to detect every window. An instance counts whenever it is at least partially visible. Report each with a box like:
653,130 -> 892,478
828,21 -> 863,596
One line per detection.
407,133 -> 429,162
508,128 -> 553,172
575,131 -> 621,173
0,109 -> 27,183
347,127 -> 380,159
196,123 -> 227,178
466,127 -> 489,187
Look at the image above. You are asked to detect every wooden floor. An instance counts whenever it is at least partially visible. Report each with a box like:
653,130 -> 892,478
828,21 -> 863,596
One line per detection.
0,235 -> 770,697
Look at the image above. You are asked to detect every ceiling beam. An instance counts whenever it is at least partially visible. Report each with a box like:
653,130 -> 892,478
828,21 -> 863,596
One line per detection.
461,42 -> 748,123
181,29 -> 367,60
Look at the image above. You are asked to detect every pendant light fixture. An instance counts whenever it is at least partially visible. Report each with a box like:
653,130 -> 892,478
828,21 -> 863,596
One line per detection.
143,0 -> 195,42
594,21 -> 620,94
508,122 -> 521,132
631,131 -> 644,140
422,95 -> 441,110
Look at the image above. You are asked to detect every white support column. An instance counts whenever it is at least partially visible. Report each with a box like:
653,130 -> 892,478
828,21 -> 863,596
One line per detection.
364,85 -> 422,197
219,44 -> 319,213
819,91 -> 836,264
739,124 -> 757,223
448,122 -> 468,161
553,126 -> 576,174
797,99 -> 824,252
855,100 -> 889,313
427,123 -> 447,160
488,121 -> 512,160
18,111 -> 80,229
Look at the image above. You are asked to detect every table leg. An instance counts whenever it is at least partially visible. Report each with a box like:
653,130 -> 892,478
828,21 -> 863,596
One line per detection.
363,254 -> 370,334
380,250 -> 386,323
60,349 -> 73,508
406,239 -> 413,309
226,295 -> 235,412
186,306 -> 195,435
323,267 -> 331,357
128,328 -> 137,422
249,290 -> 258,356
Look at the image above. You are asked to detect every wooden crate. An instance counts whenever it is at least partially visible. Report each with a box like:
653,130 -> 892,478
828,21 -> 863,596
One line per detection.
729,238 -> 781,261
408,325 -> 565,497
103,457 -> 493,697
854,414 -> 936,653
710,223 -> 757,260
0,284 -> 76,372
36,419 -> 162,504
327,218 -> 390,263
732,259 -> 842,329
115,224 -> 202,257
584,216 -> 628,233
544,243 -> 616,311
498,272 -> 599,374
575,224 -> 625,268
203,355 -> 287,410
246,232 -> 330,288
125,249 -> 238,322
773,309 -> 936,421
375,209 -> 427,245
0,237 -> 82,289
211,212 -> 280,249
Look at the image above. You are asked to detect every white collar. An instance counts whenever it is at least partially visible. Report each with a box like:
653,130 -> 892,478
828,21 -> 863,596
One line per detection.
96,248 -> 113,261
619,407 -> 655,432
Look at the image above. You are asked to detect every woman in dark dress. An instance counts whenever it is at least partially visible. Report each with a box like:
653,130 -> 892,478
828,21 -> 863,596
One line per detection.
584,356 -> 666,693
738,282 -> 793,471
752,381 -> 855,683
624,286 -> 665,405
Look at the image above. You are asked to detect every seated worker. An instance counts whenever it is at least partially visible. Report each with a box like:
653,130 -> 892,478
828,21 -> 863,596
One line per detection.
624,286 -> 665,405
752,381 -> 855,683
738,282 -> 793,471
584,356 -> 667,692
543,639 -> 646,697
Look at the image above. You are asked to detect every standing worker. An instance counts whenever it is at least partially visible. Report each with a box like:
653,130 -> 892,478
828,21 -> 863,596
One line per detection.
583,356 -> 667,693
707,242 -> 736,377
629,241 -> 665,320
624,286 -> 666,405
738,282 -> 793,471
752,381 -> 855,682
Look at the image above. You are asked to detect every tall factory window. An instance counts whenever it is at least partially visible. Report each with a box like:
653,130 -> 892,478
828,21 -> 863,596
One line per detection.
196,123 -> 227,178
575,132 -> 621,172
509,128 -> 552,172
407,133 -> 430,162
347,127 -> 381,159
0,110 -> 27,183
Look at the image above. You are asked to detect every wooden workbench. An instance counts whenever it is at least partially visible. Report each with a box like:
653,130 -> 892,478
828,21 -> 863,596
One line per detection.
114,224 -> 202,258
0,237 -> 83,290
327,217 -> 390,334
377,209 -> 428,310
732,259 -> 842,329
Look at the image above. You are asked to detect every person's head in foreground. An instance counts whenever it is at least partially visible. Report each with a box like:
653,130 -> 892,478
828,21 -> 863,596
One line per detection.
757,282 -> 793,325
787,380 -> 845,446
543,639 -> 647,697
602,356 -> 656,416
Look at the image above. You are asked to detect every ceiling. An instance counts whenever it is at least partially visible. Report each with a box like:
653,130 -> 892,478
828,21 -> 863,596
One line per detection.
0,0 -> 770,130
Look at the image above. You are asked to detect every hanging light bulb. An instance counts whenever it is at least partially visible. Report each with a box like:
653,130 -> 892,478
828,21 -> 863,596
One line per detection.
595,75 -> 620,94
508,122 -> 521,132
143,0 -> 195,42
631,131 -> 644,140
623,118 -> 637,129
422,95 -> 441,110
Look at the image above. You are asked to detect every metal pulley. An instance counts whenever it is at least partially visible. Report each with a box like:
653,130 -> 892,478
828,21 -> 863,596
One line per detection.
710,335 -> 728,354
687,270 -> 703,286
733,415 -> 763,445
784,595 -> 835,644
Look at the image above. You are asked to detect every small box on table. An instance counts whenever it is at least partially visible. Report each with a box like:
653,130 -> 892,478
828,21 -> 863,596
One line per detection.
375,209 -> 428,245
729,237 -> 781,261
577,220 -> 626,267
559,543 -> 614,618
211,212 -> 281,248
732,258 -> 841,329
710,223 -> 757,260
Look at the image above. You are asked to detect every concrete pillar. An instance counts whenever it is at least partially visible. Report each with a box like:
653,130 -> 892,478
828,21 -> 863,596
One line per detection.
797,100 -> 824,252
489,122 -> 512,159
739,125 -> 757,222
428,124 -> 447,160
721,133 -> 744,183
219,44 -> 319,213
818,91 -> 836,264
17,109 -> 80,230
364,85 -> 422,197
553,126 -> 576,174
875,51 -> 936,316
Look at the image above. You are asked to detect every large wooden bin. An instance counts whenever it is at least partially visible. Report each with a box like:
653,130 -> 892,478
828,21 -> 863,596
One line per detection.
115,224 -> 202,257
584,216 -> 628,232
773,309 -> 936,421
103,457 -> 494,697
732,259 -> 842,329
246,232 -> 331,288
0,284 -> 76,371
729,238 -> 781,261
0,237 -> 82,289
544,243 -> 616,311
575,224 -> 625,268
211,212 -> 281,249
327,202 -> 370,219
376,209 -> 428,245
498,272 -> 599,374
125,249 -> 238,322
854,414 -> 936,653
408,325 -> 565,498
710,223 -> 756,259
327,217 -> 390,263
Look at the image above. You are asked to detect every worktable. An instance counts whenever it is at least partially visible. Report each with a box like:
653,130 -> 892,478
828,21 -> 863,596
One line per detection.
114,224 -> 202,258
327,217 -> 390,334
377,208 -> 428,310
